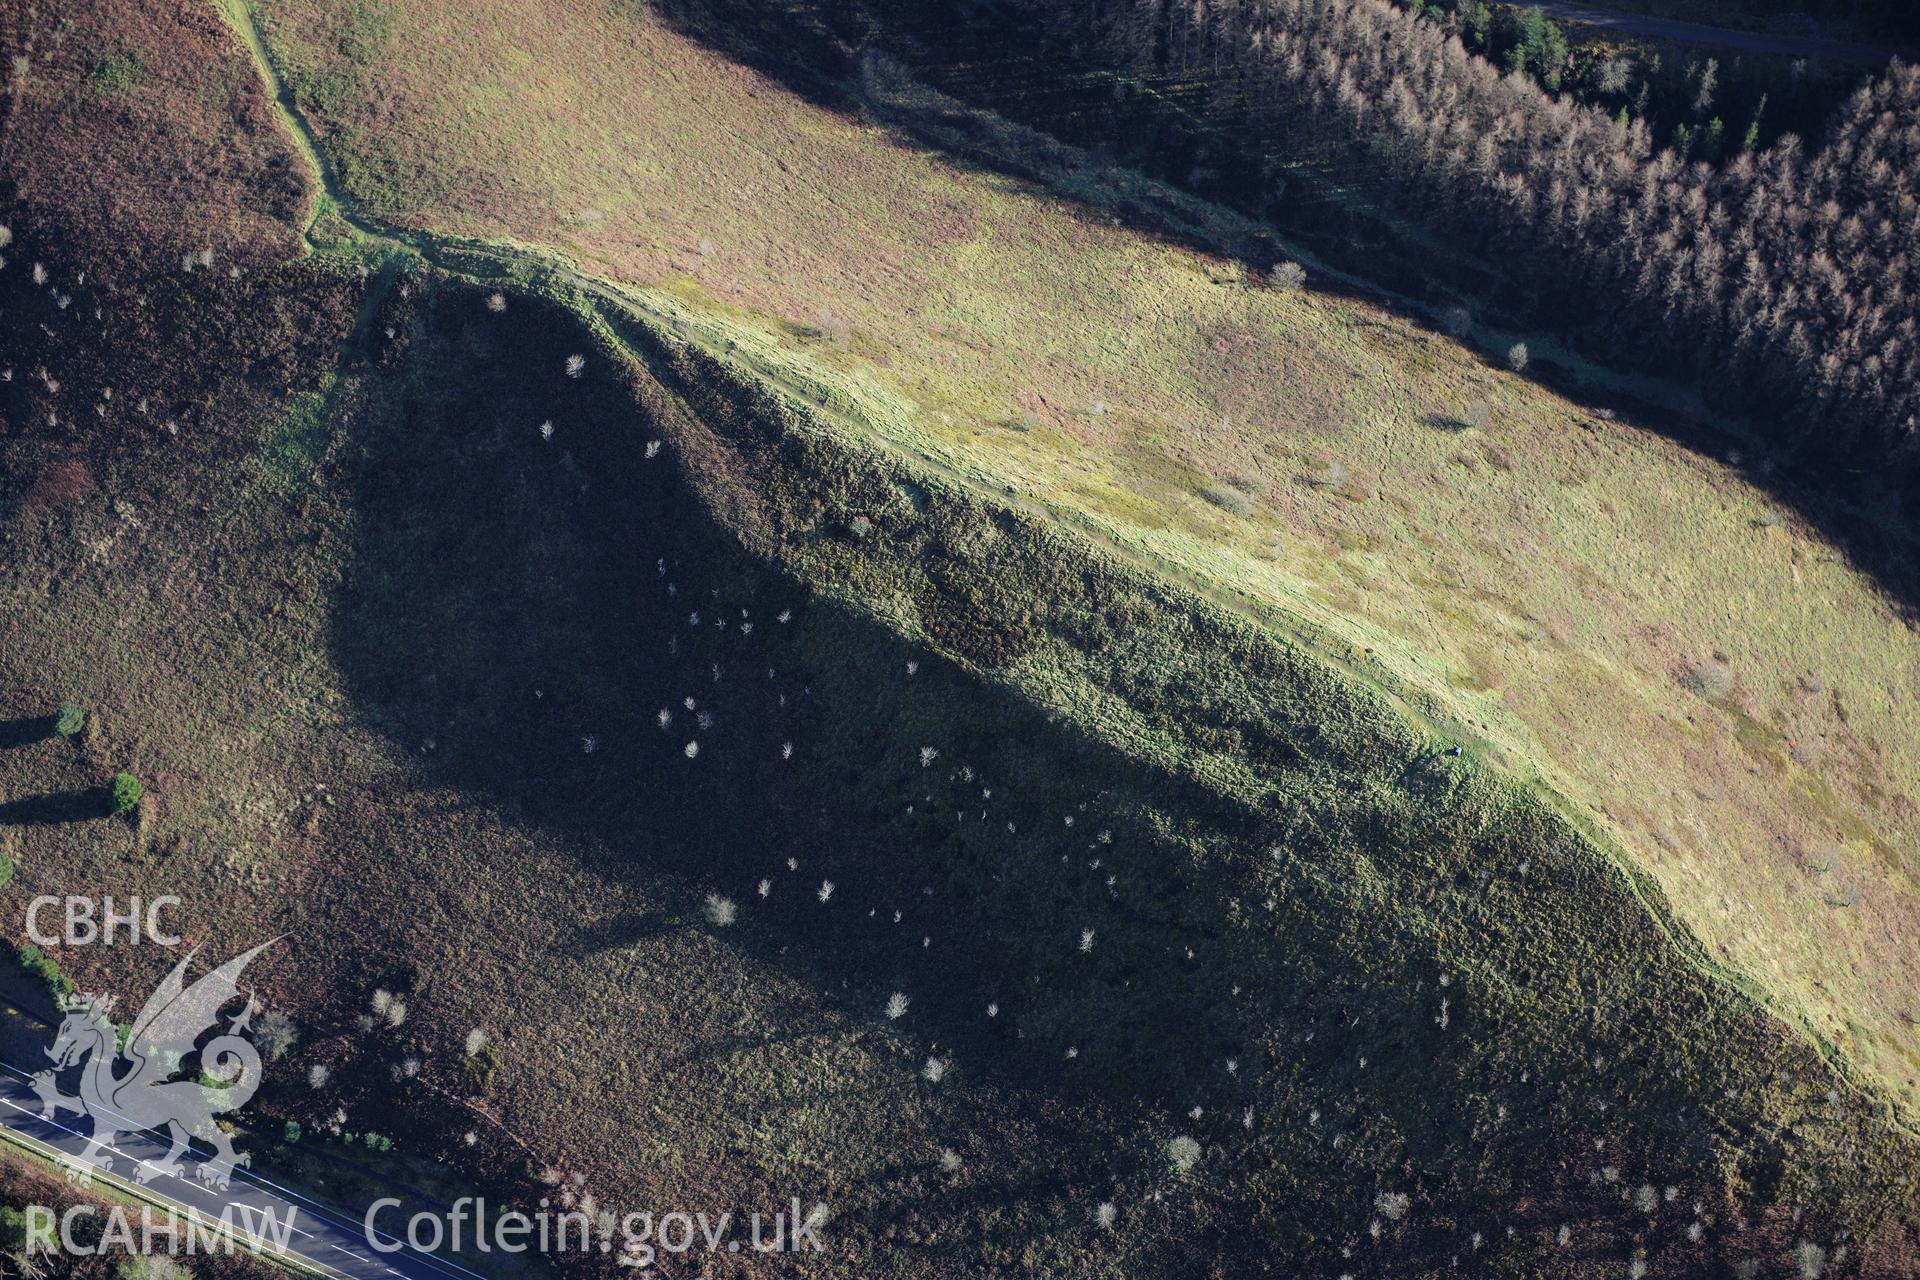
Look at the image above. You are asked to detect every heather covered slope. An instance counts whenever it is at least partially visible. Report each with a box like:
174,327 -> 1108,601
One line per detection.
0,0 -> 306,269
230,0 -> 1920,1125
2,0 -> 1920,1276
5,222 -> 1918,1275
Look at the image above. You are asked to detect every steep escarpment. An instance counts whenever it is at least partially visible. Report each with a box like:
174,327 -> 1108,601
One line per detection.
2,1 -> 1918,1274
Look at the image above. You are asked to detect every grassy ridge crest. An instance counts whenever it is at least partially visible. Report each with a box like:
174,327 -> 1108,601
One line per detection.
37,0 -> 1887,1262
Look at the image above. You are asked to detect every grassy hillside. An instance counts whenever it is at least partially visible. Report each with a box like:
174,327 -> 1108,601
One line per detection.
224,0 -> 1920,1123
3,0 -> 1920,1276
6,217 -> 1919,1274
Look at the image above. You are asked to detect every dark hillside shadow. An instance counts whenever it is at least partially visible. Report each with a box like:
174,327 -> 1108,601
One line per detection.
331,283 -> 1276,1108
561,911 -> 679,953
320,280 -> 1881,1273
329,282 -> 1291,1259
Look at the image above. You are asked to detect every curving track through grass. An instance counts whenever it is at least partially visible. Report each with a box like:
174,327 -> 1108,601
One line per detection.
204,0 -> 1920,1146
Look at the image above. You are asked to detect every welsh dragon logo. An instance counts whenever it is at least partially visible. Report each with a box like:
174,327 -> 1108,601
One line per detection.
28,941 -> 276,1190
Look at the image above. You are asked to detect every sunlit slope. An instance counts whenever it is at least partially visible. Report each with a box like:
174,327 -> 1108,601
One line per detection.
250,0 -> 1920,1114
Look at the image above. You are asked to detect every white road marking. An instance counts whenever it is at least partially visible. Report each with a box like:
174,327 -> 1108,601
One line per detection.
0,1062 -> 491,1280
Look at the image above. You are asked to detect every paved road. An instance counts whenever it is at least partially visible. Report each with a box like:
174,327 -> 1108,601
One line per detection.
1530,1 -> 1905,63
0,1060 -> 486,1280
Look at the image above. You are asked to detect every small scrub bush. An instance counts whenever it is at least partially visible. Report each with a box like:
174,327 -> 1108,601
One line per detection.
1681,658 -> 1733,699
17,945 -> 72,999
55,702 -> 85,736
1459,401 -> 1490,430
459,1037 -> 501,1089
370,988 -> 407,1027
254,1010 -> 298,1061
1166,1135 -> 1201,1174
109,772 -> 142,815
1270,260 -> 1305,291
116,1255 -> 185,1280
85,53 -> 144,96
703,894 -> 737,927
885,992 -> 910,1019
1506,341 -> 1530,372
1201,485 -> 1253,516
